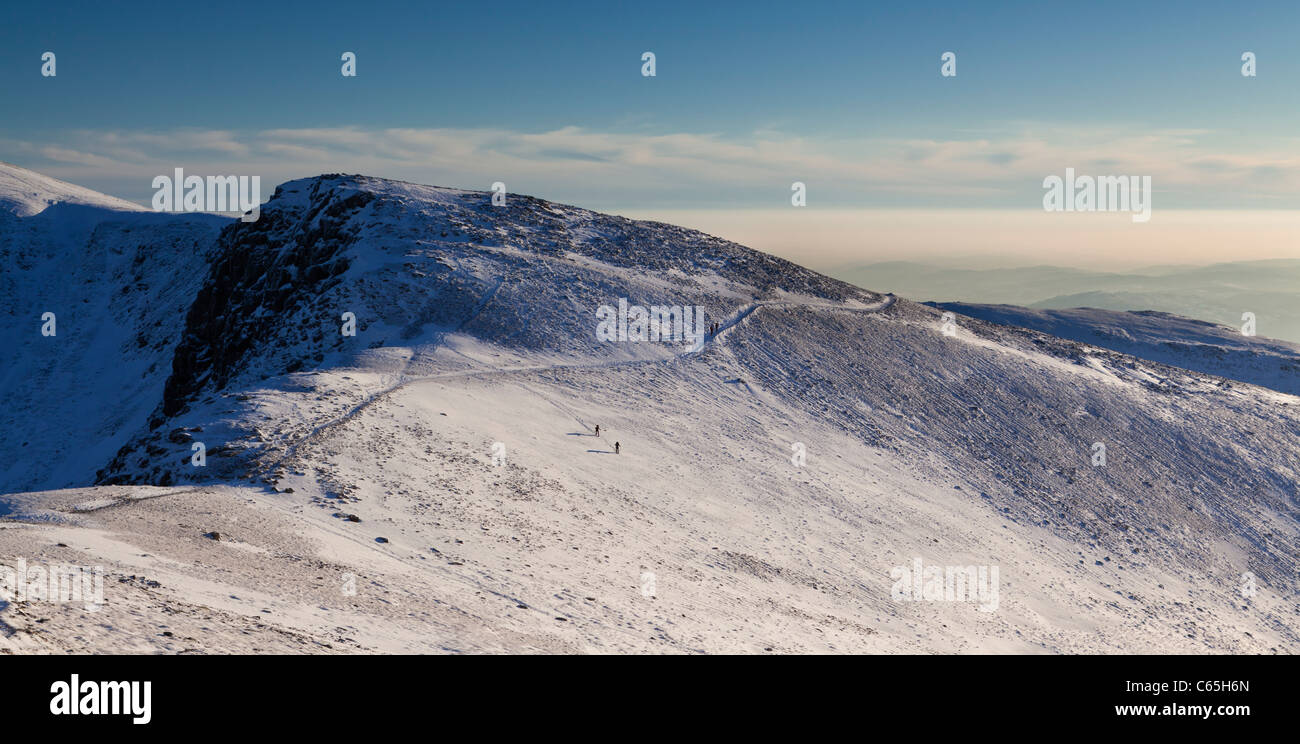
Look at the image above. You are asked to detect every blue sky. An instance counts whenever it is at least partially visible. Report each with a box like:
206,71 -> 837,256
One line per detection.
3,1 -> 1297,137
2,0 -> 1297,267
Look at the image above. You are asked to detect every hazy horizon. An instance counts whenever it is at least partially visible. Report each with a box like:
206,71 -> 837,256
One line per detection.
11,161 -> 1300,274
4,1 -> 1299,274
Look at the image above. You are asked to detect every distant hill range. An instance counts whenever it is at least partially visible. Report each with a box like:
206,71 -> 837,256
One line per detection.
837,259 -> 1300,345
927,303 -> 1300,397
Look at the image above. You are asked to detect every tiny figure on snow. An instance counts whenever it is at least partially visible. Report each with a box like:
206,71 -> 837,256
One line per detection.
614,441 -> 620,455
595,425 -> 600,437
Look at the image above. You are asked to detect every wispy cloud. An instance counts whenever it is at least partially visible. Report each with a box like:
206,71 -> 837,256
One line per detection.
2,124 -> 1297,210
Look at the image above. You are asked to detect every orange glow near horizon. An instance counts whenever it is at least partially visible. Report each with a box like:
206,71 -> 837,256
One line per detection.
618,209 -> 1300,272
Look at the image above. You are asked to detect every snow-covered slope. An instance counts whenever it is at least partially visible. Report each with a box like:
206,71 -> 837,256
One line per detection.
94,174 -> 873,486
0,162 -> 145,217
843,259 -> 1300,345
2,171 -> 1298,654
0,164 -> 228,492
929,303 -> 1300,397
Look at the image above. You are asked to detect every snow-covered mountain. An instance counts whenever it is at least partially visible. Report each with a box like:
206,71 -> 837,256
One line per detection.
843,259 -> 1300,345
1,166 -> 1297,654
0,168 -> 227,493
0,162 -> 145,217
929,303 -> 1300,397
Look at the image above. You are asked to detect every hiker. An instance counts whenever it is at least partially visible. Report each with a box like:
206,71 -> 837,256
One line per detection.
614,441 -> 620,455
595,425 -> 600,437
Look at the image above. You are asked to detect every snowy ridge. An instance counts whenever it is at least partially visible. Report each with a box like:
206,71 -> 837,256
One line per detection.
0,164 -> 228,492
1,166 -> 1297,654
931,303 -> 1300,396
92,173 -> 881,485
0,162 -> 145,217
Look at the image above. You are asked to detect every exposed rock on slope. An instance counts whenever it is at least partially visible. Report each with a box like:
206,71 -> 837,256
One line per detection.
97,174 -> 881,485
